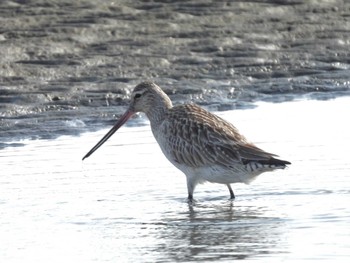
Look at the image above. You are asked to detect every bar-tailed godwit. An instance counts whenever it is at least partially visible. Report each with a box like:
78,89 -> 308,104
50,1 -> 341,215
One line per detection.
83,81 -> 290,200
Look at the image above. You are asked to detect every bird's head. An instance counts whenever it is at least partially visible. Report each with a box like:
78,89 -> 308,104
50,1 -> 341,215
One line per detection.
82,81 -> 172,160
128,81 -> 172,115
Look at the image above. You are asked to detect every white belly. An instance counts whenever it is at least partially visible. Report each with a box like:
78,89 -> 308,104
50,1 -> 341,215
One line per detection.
152,123 -> 264,186
175,163 -> 262,185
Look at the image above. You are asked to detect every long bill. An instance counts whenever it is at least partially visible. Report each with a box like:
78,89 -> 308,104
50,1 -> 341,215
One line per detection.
82,110 -> 134,160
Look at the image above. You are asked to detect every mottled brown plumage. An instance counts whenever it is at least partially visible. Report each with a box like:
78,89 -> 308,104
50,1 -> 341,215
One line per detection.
83,81 -> 291,200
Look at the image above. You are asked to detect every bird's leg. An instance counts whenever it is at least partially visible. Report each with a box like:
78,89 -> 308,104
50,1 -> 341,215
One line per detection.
186,177 -> 196,201
227,184 -> 235,200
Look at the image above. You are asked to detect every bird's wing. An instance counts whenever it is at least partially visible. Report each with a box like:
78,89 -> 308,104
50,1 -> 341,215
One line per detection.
162,104 -> 276,168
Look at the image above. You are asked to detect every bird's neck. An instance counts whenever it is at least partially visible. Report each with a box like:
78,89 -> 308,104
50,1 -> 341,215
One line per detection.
145,96 -> 172,127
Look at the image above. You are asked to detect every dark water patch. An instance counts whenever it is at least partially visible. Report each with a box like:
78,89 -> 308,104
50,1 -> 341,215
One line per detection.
16,59 -> 81,66
0,142 -> 26,149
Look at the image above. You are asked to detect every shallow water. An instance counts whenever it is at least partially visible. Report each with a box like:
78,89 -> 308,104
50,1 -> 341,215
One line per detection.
1,97 -> 350,262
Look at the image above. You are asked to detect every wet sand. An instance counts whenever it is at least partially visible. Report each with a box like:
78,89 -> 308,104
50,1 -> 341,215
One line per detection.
1,0 -> 350,143
1,97 -> 350,262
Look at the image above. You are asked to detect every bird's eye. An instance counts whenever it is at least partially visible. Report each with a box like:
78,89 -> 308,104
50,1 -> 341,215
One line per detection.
134,93 -> 142,99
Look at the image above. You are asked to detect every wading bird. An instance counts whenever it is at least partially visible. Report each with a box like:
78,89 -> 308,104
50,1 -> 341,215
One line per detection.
83,81 -> 290,201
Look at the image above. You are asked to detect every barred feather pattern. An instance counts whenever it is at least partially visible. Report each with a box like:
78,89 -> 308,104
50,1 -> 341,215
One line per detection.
130,82 -> 290,198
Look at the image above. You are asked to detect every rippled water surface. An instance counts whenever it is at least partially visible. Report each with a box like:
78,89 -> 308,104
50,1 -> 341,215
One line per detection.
1,98 -> 350,262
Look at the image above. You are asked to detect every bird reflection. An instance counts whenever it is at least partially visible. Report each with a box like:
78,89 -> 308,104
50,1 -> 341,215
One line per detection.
158,201 -> 285,261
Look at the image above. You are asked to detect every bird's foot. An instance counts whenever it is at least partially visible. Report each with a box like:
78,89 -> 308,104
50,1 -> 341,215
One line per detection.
187,194 -> 196,204
187,193 -> 193,201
